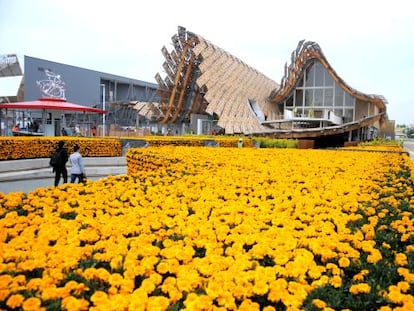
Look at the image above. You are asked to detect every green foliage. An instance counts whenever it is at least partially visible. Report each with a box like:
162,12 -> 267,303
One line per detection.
253,137 -> 298,148
358,138 -> 400,146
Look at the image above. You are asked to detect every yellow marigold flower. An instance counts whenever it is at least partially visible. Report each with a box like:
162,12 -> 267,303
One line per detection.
378,306 -> 392,311
217,291 -> 236,310
206,280 -> 222,299
253,280 -> 269,295
110,255 -> 124,271
395,253 -> 408,266
352,269 -> 369,282
311,275 -> 329,288
157,261 -> 169,274
330,275 -> 342,288
90,291 -> 108,305
129,289 -> 148,310
61,296 -> 89,311
387,285 -> 403,304
367,249 -> 382,264
349,283 -> 371,295
140,278 -> 156,294
183,292 -> 198,309
312,298 -> 327,308
397,281 -> 410,292
147,296 -> 170,311
41,286 -> 63,301
382,242 -> 391,249
238,299 -> 261,311
338,257 -> 350,268
397,267 -> 414,283
108,273 -> 124,287
307,265 -> 325,279
22,297 -> 42,311
6,294 -> 24,309
149,272 -> 163,286
96,268 -> 110,281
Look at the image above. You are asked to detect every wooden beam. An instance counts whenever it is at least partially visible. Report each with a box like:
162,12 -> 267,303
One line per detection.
160,36 -> 197,124
170,52 -> 196,122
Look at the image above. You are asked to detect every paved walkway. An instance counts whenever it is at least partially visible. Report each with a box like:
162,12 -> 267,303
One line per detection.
0,157 -> 126,194
403,138 -> 414,162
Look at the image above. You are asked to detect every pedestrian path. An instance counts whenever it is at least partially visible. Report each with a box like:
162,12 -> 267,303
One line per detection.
0,157 -> 126,194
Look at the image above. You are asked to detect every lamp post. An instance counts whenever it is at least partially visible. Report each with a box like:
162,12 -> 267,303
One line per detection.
100,83 -> 106,136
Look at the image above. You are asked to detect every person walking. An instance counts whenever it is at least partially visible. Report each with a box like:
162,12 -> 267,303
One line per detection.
69,144 -> 86,183
52,140 -> 68,186
237,138 -> 243,148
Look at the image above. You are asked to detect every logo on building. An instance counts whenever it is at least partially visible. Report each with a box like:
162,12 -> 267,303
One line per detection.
36,69 -> 66,99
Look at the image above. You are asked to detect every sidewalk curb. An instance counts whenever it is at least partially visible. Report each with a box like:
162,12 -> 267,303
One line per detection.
0,157 -> 127,182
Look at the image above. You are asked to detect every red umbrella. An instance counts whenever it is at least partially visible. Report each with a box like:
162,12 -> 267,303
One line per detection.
0,98 -> 106,114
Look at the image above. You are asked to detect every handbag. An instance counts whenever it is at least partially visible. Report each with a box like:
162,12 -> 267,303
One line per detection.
80,173 -> 87,183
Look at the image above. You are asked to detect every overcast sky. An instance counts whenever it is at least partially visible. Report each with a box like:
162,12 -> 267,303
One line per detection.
1,0 -> 413,125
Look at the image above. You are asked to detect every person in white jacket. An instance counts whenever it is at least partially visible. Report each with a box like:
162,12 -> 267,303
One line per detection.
69,144 -> 86,183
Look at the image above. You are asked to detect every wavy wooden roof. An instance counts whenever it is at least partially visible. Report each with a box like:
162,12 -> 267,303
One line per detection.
267,40 -> 387,113
156,26 -> 278,134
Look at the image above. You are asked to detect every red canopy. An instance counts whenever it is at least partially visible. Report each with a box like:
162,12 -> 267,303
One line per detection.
0,98 -> 106,114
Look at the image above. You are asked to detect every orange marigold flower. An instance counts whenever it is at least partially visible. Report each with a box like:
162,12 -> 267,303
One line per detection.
6,294 -> 24,309
397,281 -> 410,292
90,291 -> 108,304
395,253 -> 408,266
0,274 -> 12,289
22,297 -> 42,311
349,283 -> 371,295
61,296 -> 89,311
387,285 -> 404,304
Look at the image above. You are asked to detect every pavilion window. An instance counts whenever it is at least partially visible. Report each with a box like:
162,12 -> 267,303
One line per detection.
305,65 -> 315,87
344,92 -> 354,106
314,89 -> 323,106
295,89 -> 304,107
314,62 -> 324,86
344,109 -> 354,122
324,88 -> 334,107
305,89 -> 313,106
334,85 -> 344,107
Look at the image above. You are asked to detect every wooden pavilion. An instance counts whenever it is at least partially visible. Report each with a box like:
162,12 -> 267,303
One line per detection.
150,26 -> 388,144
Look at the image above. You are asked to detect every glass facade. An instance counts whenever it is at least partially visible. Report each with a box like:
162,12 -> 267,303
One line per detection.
285,60 -> 355,122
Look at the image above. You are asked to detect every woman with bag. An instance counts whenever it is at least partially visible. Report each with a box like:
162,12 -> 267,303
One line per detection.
69,144 -> 86,183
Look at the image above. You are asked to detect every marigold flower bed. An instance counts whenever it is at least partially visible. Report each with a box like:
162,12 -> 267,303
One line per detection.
0,137 -> 122,160
1,146 -> 414,310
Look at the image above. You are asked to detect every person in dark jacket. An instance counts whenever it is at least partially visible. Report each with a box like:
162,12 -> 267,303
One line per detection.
53,140 -> 69,186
